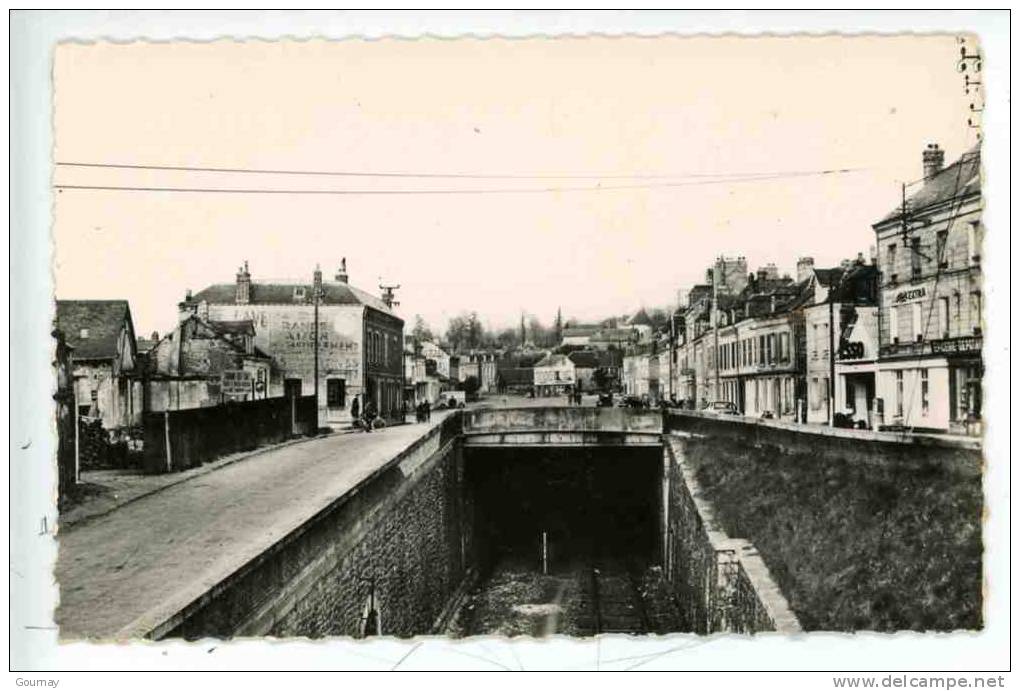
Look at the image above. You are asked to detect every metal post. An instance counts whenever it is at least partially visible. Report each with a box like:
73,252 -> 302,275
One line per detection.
542,531 -> 548,575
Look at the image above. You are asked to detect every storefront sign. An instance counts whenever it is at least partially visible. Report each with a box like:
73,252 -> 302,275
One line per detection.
221,370 -> 254,396
892,287 -> 927,304
837,341 -> 866,360
930,336 -> 982,356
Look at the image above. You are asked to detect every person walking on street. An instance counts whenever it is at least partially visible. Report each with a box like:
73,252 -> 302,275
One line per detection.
350,395 -> 360,429
363,399 -> 377,433
424,400 -> 432,422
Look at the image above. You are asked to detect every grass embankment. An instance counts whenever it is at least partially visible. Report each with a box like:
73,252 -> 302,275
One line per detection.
685,438 -> 982,631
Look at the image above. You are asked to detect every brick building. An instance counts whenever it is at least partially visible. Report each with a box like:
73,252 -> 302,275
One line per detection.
186,259 -> 404,427
872,144 -> 983,434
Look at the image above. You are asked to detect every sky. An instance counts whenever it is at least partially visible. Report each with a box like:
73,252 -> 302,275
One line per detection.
52,35 -> 976,338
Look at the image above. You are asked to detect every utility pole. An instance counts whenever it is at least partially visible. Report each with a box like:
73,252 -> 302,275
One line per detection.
713,257 -> 722,401
313,266 -> 323,432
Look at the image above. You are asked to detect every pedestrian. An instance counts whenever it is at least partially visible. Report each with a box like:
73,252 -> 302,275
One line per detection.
350,395 -> 360,428
363,399 -> 377,433
424,400 -> 432,422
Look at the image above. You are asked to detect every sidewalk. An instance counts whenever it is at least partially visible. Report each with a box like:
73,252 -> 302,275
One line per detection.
55,415 -> 446,639
61,432 -> 338,530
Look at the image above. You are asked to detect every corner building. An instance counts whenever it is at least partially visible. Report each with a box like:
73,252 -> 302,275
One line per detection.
186,260 -> 404,427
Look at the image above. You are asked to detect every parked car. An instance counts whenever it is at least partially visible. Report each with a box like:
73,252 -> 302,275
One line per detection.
703,400 -> 740,415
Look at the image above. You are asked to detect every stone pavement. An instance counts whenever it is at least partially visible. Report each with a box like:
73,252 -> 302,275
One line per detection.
55,414 -> 450,640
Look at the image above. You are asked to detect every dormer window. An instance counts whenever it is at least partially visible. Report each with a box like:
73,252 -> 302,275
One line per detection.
79,328 -> 89,339
293,287 -> 306,302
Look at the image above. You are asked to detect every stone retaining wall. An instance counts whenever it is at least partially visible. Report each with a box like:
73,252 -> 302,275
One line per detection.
664,434 -> 800,634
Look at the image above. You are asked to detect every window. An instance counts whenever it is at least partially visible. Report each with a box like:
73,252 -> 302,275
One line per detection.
910,237 -> 922,278
780,333 -> 790,362
79,328 -> 90,339
936,230 -> 949,268
811,325 -> 818,359
912,303 -> 923,341
327,378 -> 346,409
895,371 -> 904,418
938,297 -> 950,338
920,369 -> 929,417
971,291 -> 982,335
887,243 -> 898,283
845,377 -> 856,414
968,222 -> 980,264
766,334 -> 774,364
889,306 -> 899,344
293,286 -> 306,301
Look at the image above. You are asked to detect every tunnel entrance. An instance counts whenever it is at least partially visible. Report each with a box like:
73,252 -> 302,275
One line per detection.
466,445 -> 662,572
450,444 -> 680,636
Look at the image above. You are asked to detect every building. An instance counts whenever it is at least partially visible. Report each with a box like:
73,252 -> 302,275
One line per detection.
55,299 -> 143,430
186,259 -> 404,426
419,341 -> 451,379
803,260 -> 880,426
144,315 -> 274,411
561,325 -> 599,347
533,353 -> 576,396
52,329 -> 77,504
626,309 -> 656,343
588,327 -> 639,351
495,365 -> 535,395
872,144 -> 983,434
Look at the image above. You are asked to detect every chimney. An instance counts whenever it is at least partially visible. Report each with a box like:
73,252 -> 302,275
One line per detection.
796,257 -> 815,283
335,257 -> 349,284
923,143 -> 945,180
236,261 -> 251,304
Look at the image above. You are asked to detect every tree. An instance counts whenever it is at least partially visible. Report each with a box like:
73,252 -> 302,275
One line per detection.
459,375 -> 480,397
411,315 -> 434,344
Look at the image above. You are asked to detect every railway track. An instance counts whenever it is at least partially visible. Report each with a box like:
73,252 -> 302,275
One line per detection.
573,558 -> 649,636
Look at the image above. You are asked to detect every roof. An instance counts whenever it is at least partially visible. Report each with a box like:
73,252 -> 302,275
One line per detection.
209,319 -> 255,337
535,353 -> 573,368
828,264 -> 879,304
562,326 -> 598,338
813,267 -> 846,288
628,308 -> 654,327
878,147 -> 981,225
567,351 -> 600,368
591,327 -> 637,342
191,279 -> 397,317
55,300 -> 133,360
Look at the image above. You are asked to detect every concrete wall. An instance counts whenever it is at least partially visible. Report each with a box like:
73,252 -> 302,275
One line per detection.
663,435 -> 800,634
153,414 -> 470,639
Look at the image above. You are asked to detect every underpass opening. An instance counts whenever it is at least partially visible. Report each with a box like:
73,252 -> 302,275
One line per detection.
466,445 -> 662,573
451,443 -> 676,636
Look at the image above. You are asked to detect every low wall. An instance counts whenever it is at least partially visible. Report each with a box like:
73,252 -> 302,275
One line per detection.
463,406 -> 663,435
665,411 -> 981,477
142,395 -> 317,473
152,414 -> 470,639
664,435 -> 800,634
